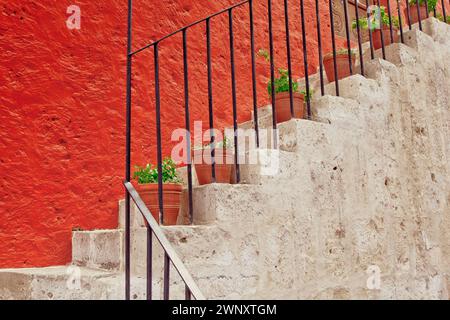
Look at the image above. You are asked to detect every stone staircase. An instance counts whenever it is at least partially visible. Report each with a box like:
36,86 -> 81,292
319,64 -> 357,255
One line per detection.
1,18 -> 449,300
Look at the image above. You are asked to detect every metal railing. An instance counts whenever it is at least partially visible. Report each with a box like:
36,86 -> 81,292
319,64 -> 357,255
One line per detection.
124,0 -> 450,300
124,182 -> 205,300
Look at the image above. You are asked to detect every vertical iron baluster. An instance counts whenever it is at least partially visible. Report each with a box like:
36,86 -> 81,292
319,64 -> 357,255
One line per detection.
386,0 -> 395,43
366,0 -> 375,59
182,29 -> 193,225
397,0 -> 405,43
343,0 -> 353,75
300,0 -> 312,114
442,0 -> 447,22
154,43 -> 164,225
268,0 -> 277,147
146,228 -> 152,300
416,0 -> 423,30
354,0 -> 364,75
284,0 -> 295,116
249,0 -> 259,148
206,18 -> 216,182
185,285 -> 191,300
328,0 -> 339,96
229,9 -> 240,183
424,0 -> 429,16
406,0 -> 413,29
376,0 -> 386,60
315,0 -> 325,95
125,0 -> 133,302
163,253 -> 170,300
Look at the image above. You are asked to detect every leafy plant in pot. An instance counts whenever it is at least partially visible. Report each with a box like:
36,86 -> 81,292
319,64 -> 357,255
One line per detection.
436,12 -> 450,24
405,0 -> 437,25
352,6 -> 400,50
193,136 -> 234,185
322,48 -> 357,83
258,49 -> 313,124
133,157 -> 183,226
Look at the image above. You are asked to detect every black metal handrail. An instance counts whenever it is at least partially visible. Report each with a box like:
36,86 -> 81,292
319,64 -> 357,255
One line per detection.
124,181 -> 205,300
130,0 -> 251,57
124,0 -> 450,300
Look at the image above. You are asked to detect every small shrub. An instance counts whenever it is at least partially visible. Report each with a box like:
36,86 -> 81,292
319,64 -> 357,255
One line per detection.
133,157 -> 182,184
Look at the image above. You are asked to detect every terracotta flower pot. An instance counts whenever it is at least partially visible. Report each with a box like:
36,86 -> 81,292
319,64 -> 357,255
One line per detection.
274,92 -> 305,124
404,5 -> 428,25
323,53 -> 356,83
371,27 -> 400,50
193,147 -> 233,185
135,183 -> 182,226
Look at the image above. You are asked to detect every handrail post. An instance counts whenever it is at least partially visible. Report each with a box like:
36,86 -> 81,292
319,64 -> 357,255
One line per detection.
154,43 -> 164,225
125,0 -> 133,301
268,0 -> 277,148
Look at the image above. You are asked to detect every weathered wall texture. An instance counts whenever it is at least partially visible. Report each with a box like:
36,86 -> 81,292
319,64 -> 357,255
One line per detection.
0,0 -> 338,268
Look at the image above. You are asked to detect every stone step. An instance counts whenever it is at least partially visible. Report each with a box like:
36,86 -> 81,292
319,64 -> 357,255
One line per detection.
0,266 -> 120,300
410,17 -> 450,47
0,265 -> 191,300
72,229 -> 123,272
324,74 -> 384,104
362,43 -> 418,68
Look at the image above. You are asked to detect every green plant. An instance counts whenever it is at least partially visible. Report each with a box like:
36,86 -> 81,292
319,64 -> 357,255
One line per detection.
257,49 -> 313,101
352,6 -> 400,30
435,13 -> 450,24
133,157 -> 182,184
323,48 -> 357,59
193,136 -> 233,150
408,0 -> 437,12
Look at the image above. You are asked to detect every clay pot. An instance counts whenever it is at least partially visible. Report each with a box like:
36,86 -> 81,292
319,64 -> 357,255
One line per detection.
135,183 -> 182,226
323,53 -> 356,83
371,27 -> 400,50
274,92 -> 305,124
404,4 -> 428,25
193,148 -> 233,185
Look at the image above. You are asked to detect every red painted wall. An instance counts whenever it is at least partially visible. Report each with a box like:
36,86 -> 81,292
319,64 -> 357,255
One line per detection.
3,0 -> 445,268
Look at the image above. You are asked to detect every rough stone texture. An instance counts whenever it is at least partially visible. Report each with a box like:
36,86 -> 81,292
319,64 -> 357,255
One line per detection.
166,19 -> 450,299
0,0 -> 338,268
0,18 -> 449,300
0,266 -> 118,300
72,230 -> 123,272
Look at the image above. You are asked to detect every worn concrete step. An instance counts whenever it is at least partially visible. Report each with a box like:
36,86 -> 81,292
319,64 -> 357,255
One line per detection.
71,225 -> 179,280
162,225 -> 262,299
324,74 -> 385,104
72,229 -> 123,272
410,17 -> 450,47
0,265 -> 190,300
362,43 -> 418,68
0,266 -> 120,300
